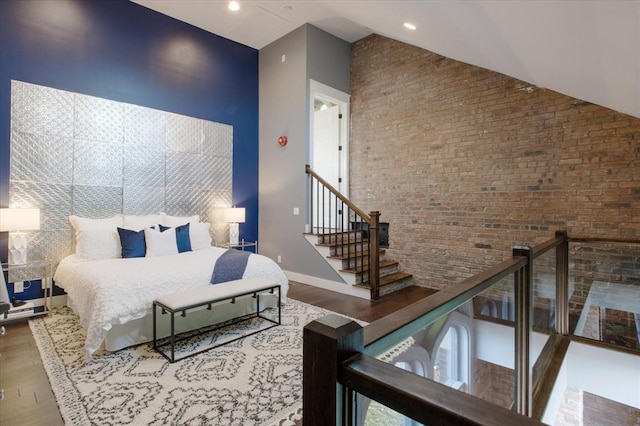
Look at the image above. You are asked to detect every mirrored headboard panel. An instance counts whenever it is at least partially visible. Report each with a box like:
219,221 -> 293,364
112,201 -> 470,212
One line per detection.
9,80 -> 233,265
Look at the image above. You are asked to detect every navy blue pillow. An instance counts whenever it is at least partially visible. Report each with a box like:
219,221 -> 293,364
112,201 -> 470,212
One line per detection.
117,227 -> 146,258
159,223 -> 192,253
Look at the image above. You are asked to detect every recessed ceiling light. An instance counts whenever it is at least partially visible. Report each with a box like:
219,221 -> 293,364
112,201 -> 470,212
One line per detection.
229,1 -> 240,11
404,22 -> 417,30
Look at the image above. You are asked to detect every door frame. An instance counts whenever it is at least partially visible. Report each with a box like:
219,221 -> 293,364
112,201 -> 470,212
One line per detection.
309,79 -> 350,198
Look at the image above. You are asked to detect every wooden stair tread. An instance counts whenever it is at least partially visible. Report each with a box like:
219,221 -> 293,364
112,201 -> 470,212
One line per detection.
315,239 -> 368,248
354,272 -> 413,289
327,249 -> 385,260
340,259 -> 398,274
312,231 -> 361,236
309,229 -> 413,299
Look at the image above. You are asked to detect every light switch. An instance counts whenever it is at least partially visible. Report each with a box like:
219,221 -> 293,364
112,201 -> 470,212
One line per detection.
293,207 -> 299,216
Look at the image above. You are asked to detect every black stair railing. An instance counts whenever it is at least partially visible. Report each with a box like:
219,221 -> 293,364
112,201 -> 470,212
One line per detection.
306,164 -> 381,299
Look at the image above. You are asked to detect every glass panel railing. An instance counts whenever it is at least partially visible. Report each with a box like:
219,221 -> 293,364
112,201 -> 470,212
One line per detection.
362,275 -> 519,424
472,275 -> 516,409
532,247 -> 557,334
302,234 -> 638,426
302,234 -> 571,426
361,394 -> 414,426
531,247 -> 557,387
344,351 -> 545,426
570,240 -> 640,350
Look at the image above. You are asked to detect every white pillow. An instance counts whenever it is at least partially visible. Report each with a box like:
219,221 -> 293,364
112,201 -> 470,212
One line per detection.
144,226 -> 178,257
123,214 -> 162,231
190,222 -> 212,250
69,215 -> 123,260
160,213 -> 200,227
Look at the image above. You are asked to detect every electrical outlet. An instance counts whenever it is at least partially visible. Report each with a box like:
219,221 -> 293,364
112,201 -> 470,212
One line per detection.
277,255 -> 282,263
14,281 -> 24,293
293,207 -> 299,216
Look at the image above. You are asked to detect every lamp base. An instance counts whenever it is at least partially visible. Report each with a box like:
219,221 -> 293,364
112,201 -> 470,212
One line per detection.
229,223 -> 239,245
8,233 -> 28,265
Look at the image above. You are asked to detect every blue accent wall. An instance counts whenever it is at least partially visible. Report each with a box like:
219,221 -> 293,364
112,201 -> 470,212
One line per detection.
0,0 -> 259,253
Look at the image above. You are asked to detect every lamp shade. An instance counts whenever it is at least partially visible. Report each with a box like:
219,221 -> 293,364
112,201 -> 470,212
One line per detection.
0,208 -> 41,232
223,207 -> 245,224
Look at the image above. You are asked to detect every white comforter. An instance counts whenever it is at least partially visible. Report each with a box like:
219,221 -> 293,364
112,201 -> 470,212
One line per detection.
54,247 -> 288,356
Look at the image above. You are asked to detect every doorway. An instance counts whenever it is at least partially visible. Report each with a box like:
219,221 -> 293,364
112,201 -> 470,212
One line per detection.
309,80 -> 350,231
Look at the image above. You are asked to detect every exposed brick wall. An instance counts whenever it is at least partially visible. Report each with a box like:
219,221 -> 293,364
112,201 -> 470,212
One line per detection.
555,388 -> 583,426
472,359 -> 514,409
581,305 -> 602,341
583,391 -> 640,425
350,34 -> 640,289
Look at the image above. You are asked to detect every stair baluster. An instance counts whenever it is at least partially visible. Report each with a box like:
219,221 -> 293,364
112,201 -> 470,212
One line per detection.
306,164 -> 382,299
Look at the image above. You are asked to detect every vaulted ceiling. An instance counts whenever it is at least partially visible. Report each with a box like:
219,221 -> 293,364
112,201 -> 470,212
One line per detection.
132,0 -> 640,118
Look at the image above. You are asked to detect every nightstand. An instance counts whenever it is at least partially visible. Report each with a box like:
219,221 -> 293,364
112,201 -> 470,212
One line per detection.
1,260 -> 52,323
227,239 -> 258,253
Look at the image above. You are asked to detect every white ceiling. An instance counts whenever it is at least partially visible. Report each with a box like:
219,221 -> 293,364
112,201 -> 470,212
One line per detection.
132,0 -> 640,119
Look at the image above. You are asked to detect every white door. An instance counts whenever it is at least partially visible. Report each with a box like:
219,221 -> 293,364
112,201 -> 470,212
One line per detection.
310,80 -> 350,233
313,104 -> 341,189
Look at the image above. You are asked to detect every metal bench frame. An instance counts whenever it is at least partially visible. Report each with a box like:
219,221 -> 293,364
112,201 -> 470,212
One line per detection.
153,283 -> 281,363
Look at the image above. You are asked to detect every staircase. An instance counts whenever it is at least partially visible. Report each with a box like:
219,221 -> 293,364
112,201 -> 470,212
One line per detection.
305,164 -> 413,300
304,230 -> 413,298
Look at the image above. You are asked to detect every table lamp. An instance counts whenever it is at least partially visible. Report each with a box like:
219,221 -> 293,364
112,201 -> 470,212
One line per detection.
223,207 -> 245,245
0,208 -> 41,265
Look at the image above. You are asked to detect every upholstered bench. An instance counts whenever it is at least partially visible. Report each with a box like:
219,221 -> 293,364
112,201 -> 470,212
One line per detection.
152,277 -> 281,362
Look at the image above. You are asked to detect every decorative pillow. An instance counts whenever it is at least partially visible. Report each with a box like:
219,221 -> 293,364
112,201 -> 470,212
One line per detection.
190,222 -> 212,250
159,223 -> 192,253
122,214 -> 163,231
117,227 -> 146,258
69,215 -> 123,260
160,213 -> 200,227
144,226 -> 178,257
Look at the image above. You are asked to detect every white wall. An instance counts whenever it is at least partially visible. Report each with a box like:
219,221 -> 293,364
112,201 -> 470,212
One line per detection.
258,25 -> 351,282
564,342 -> 640,409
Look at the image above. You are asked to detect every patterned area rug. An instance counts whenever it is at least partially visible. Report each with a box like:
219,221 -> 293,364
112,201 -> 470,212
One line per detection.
29,299 -> 347,425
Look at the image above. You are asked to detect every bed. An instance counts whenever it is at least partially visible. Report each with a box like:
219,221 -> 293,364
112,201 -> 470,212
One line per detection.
53,214 -> 289,358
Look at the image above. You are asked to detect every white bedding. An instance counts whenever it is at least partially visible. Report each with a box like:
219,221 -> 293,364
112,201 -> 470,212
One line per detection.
53,247 -> 288,357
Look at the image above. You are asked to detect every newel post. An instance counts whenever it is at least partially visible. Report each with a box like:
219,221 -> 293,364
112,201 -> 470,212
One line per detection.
513,245 -> 533,417
369,211 -> 380,300
303,314 -> 364,426
555,230 -> 569,336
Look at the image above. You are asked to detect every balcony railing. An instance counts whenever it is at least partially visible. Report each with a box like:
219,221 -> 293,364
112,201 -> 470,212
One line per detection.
303,231 -> 640,425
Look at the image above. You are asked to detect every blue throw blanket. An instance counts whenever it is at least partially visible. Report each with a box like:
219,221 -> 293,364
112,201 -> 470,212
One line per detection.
210,249 -> 251,284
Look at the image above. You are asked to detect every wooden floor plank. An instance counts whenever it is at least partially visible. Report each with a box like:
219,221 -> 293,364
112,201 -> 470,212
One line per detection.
287,281 -> 437,323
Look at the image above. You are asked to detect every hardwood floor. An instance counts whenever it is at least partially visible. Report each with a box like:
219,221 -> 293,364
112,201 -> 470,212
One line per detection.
287,281 -> 437,323
0,282 -> 437,425
0,321 -> 64,426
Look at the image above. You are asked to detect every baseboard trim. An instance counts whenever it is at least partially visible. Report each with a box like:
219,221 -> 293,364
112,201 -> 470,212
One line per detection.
284,271 -> 370,300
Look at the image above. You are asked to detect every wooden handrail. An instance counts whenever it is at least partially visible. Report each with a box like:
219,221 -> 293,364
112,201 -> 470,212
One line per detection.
568,236 -> 640,245
305,164 -> 371,223
530,234 -> 565,260
342,354 -> 545,426
363,255 -> 527,354
306,164 -> 381,299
